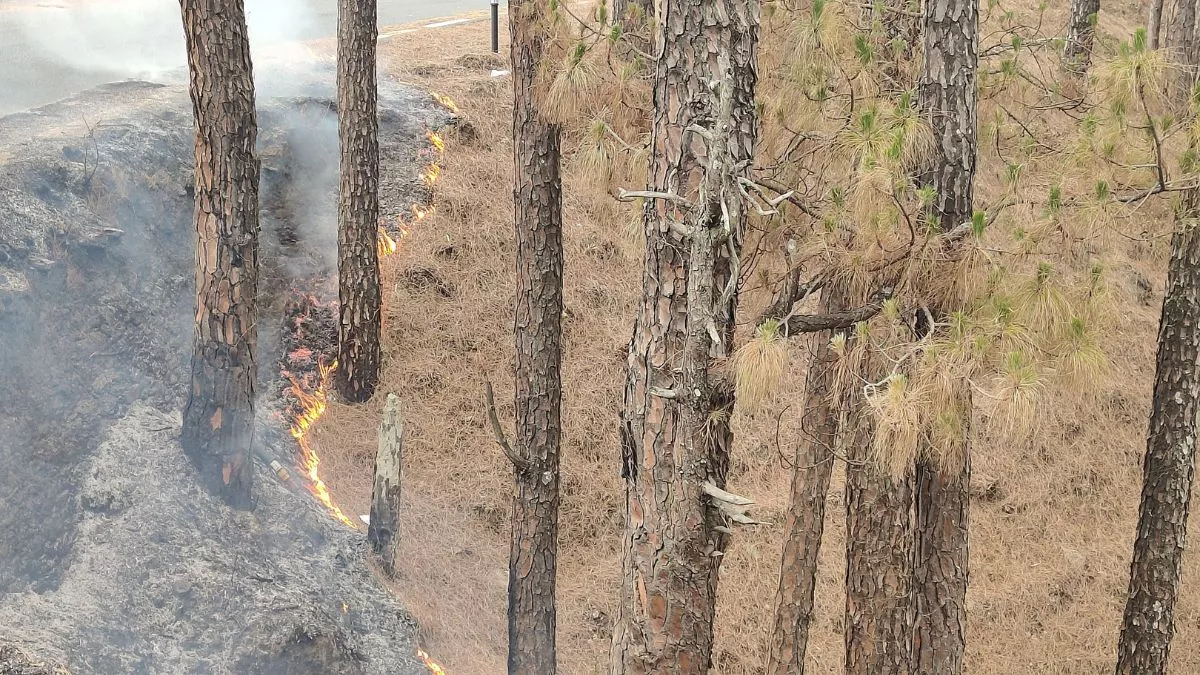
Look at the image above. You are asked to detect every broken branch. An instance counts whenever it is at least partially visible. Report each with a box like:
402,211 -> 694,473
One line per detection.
484,380 -> 530,471
617,188 -> 694,209
783,288 -> 892,335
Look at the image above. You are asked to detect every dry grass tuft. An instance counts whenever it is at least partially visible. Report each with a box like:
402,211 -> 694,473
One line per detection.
732,319 -> 790,411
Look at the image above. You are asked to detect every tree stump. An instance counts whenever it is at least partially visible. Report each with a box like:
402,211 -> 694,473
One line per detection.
369,393 -> 403,577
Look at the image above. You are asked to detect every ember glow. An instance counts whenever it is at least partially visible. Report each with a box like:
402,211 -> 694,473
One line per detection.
287,359 -> 355,527
418,649 -> 448,675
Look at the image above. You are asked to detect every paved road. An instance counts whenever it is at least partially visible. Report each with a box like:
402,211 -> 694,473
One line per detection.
0,0 -> 481,115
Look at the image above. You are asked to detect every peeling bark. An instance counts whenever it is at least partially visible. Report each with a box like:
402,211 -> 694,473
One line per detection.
334,0 -> 383,403
1115,195 -> 1200,675
179,0 -> 261,510
609,0 -> 759,672
508,1 -> 564,672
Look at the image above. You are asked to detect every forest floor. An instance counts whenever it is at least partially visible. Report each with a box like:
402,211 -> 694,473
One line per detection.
306,3 -> 1200,674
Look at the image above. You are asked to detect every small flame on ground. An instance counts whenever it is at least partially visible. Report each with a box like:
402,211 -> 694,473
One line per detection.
417,650 -> 448,675
430,92 -> 460,114
377,227 -> 398,258
287,359 -> 355,527
376,130 -> 444,257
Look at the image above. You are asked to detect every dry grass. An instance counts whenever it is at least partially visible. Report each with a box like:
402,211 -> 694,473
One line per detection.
302,5 -> 1200,674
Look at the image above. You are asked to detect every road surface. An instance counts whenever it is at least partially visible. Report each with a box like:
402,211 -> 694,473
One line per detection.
0,0 -> 481,115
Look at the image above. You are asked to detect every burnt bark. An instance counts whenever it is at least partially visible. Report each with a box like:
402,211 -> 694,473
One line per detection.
765,282 -> 849,675
334,0 -> 382,403
844,359 -> 915,675
507,1 -> 564,672
179,0 -> 261,510
1115,192 -> 1200,675
912,0 -> 978,668
609,1 -> 759,672
369,394 -> 403,578
1063,0 -> 1101,73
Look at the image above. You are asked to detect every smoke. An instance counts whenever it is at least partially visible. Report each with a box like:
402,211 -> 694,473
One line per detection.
9,0 -> 331,98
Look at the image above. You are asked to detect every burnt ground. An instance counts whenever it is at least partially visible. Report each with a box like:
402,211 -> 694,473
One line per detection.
0,69 -> 450,673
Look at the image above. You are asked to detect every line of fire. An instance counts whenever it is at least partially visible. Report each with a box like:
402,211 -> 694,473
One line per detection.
278,93 -> 455,673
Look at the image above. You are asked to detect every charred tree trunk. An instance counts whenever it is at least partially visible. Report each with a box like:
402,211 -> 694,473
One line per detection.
765,283 -> 848,675
334,0 -> 382,403
179,0 -> 261,510
369,393 -> 403,578
844,358 -> 915,675
507,1 -> 565,672
913,0 -> 977,669
609,1 -> 759,672
1114,197 -> 1200,675
1063,0 -> 1101,73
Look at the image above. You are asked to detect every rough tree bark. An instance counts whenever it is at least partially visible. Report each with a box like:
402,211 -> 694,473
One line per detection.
334,0 -> 382,403
844,359 -> 915,675
507,0 -> 564,672
1114,156 -> 1200,675
369,394 -> 403,578
609,1 -> 759,672
765,284 -> 848,675
1063,0 -> 1101,73
1149,0 -> 1166,50
912,0 -> 978,669
179,0 -> 261,509
1172,0 -> 1200,94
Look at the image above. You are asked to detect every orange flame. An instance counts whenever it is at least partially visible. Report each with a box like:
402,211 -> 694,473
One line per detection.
377,227 -> 398,258
287,359 -> 355,527
430,92 -> 460,114
422,164 -> 442,186
418,649 -> 448,674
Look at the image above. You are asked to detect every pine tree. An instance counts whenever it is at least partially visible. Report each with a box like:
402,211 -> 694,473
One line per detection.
506,0 -> 565,671
334,0 -> 383,403
178,0 -> 261,509
911,0 -> 979,668
609,0 -> 760,671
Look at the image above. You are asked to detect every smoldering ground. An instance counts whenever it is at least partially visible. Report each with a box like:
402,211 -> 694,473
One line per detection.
0,10 -> 450,674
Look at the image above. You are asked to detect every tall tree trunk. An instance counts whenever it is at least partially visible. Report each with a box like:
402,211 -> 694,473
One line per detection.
334,0 -> 382,403
507,1 -> 564,672
1172,0 -> 1200,95
609,1 -> 759,672
1114,198 -> 1200,675
1149,0 -> 1166,49
765,283 -> 848,675
179,0 -> 261,510
913,0 -> 978,669
1063,0 -> 1101,73
844,357 -> 915,675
